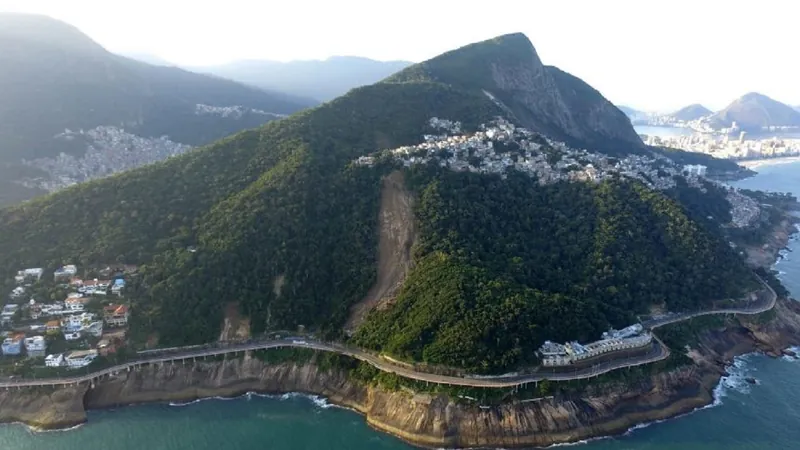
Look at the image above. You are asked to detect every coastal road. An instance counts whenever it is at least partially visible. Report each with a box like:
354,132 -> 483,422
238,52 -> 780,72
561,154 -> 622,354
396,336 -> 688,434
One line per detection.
0,277 -> 776,390
0,336 -> 670,389
642,276 -> 777,330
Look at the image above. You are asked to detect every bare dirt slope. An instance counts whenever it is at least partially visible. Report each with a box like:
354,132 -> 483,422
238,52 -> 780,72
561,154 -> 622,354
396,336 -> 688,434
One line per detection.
346,170 -> 417,331
218,302 -> 251,341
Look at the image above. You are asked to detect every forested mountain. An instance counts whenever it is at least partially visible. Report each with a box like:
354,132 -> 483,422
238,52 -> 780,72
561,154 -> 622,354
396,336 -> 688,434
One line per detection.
709,92 -> 800,131
0,13 -> 313,205
670,104 -> 712,121
189,57 -> 412,102
0,33 -> 755,373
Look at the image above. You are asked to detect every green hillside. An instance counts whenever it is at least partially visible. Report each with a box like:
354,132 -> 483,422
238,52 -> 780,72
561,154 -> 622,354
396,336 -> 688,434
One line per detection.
352,169 -> 753,373
0,34 -> 756,373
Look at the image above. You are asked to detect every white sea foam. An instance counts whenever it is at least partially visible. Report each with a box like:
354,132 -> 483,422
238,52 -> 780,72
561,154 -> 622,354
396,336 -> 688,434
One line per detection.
168,395 -> 239,407
781,346 -> 800,362
25,422 -> 85,434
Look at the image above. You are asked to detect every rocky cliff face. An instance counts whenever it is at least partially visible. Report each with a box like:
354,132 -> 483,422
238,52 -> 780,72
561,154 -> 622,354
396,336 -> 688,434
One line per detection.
388,33 -> 644,153
0,384 -> 87,429
483,35 -> 644,152
79,354 -> 713,448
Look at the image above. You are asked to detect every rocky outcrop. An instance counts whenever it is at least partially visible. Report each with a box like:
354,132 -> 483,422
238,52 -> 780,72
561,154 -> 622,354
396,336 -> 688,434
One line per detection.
483,35 -> 644,150
388,32 -> 643,152
0,384 -> 87,430
744,218 -> 798,268
78,354 -> 713,448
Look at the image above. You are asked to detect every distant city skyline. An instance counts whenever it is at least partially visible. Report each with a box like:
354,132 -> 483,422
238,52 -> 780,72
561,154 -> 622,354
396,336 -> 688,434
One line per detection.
1,0 -> 797,111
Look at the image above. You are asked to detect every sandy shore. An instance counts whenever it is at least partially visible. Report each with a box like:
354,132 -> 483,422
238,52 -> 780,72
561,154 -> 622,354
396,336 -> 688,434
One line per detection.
739,156 -> 800,170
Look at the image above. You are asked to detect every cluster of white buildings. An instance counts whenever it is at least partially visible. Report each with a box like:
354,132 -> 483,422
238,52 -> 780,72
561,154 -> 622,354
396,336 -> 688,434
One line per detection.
644,132 -> 800,162
538,324 -> 653,367
194,103 -> 286,120
14,268 -> 43,285
45,349 -> 98,369
357,117 -> 687,192
727,189 -> 761,228
356,117 -> 762,229
19,126 -> 192,193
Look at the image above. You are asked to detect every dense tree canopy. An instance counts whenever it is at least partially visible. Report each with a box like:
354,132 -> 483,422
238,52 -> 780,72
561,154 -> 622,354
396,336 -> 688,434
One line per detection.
353,167 -> 756,373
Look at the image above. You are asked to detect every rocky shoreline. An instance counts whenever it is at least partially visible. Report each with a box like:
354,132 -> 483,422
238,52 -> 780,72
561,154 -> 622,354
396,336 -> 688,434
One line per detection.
0,291 -> 798,448
0,215 -> 798,448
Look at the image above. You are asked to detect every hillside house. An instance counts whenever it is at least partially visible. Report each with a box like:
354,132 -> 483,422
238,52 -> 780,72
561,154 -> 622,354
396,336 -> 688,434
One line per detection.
65,349 -> 97,369
64,331 -> 81,341
24,336 -> 46,357
103,304 -> 129,327
10,287 -> 25,299
111,279 -> 125,296
15,268 -> 44,284
65,296 -> 89,312
79,279 -> 110,296
45,353 -> 64,367
1,333 -> 24,355
1,304 -> 19,324
45,320 -> 61,335
54,265 -> 78,282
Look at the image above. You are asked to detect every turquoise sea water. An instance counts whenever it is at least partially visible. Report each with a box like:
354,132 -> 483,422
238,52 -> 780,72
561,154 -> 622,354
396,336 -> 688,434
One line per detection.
2,162 -> 800,450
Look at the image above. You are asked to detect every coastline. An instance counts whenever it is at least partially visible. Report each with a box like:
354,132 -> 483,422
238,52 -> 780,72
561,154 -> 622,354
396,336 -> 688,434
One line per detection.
738,156 -> 800,170
0,221 -> 798,448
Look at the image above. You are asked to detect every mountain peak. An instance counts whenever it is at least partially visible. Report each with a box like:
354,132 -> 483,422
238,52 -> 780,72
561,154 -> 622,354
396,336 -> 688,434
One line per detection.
0,13 -> 105,54
387,33 -> 641,151
670,104 -> 712,121
710,92 -> 800,130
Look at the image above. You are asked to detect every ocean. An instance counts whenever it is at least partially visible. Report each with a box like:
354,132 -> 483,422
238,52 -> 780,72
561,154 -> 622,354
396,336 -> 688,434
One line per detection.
2,162 -> 800,450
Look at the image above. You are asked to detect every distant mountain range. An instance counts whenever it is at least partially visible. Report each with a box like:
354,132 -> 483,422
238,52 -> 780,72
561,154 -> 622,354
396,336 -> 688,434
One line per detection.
619,95 -> 800,132
670,104 -> 712,121
187,57 -> 413,102
0,13 -> 314,206
709,93 -> 800,131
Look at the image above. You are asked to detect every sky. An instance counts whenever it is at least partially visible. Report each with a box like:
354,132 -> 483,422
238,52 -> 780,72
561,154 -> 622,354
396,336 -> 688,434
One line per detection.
0,0 -> 797,112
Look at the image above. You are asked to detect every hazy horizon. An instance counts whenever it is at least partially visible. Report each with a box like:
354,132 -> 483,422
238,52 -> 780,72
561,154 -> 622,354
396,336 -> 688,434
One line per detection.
1,0 -> 797,112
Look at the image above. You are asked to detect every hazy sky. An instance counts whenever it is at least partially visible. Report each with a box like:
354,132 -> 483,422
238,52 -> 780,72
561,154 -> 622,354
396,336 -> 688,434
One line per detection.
1,0 -> 797,111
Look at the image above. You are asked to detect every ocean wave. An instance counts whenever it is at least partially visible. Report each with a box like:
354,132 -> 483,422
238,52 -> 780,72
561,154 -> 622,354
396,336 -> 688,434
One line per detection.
782,346 -> 800,362
168,395 -> 239,407
716,354 -> 756,398
618,353 -> 757,441
25,422 -> 84,434
168,391 -> 342,411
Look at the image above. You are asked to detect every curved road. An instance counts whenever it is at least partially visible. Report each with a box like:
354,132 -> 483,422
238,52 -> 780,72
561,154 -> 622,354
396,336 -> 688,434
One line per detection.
0,277 -> 776,389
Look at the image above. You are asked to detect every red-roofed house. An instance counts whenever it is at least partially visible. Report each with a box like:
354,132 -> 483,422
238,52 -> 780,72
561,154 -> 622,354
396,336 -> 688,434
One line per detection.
103,304 -> 129,327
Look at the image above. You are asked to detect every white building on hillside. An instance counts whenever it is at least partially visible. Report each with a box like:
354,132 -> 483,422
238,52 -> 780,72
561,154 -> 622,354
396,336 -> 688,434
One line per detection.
539,324 -> 653,367
45,353 -> 64,367
65,349 -> 97,369
24,336 -> 46,356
